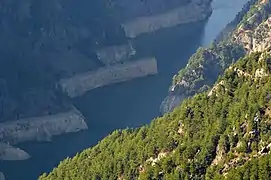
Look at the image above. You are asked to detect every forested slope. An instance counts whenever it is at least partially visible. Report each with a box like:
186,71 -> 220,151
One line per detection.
40,51 -> 271,180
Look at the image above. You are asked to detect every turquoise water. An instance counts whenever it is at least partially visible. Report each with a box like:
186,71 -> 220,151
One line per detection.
0,1 -> 248,179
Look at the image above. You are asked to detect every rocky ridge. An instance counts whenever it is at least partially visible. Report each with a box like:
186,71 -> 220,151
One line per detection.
161,0 -> 271,114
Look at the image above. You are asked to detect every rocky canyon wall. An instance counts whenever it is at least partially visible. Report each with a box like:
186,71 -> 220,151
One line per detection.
0,0 -> 212,122
0,0 -> 213,159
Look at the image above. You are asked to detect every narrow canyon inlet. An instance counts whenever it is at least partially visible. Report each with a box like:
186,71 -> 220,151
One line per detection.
0,0 -> 249,179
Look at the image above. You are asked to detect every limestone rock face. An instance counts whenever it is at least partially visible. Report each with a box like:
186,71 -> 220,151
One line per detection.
96,43 -> 136,66
60,58 -> 158,98
110,0 -> 193,21
235,17 -> 271,52
0,107 -> 88,144
0,142 -> 30,161
122,0 -> 212,38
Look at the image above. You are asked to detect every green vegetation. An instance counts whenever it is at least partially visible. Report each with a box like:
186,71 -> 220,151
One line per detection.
214,153 -> 271,180
40,51 -> 271,180
172,42 -> 245,94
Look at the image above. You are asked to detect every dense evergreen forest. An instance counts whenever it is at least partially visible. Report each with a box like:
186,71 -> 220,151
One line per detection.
39,51 -> 271,180
39,0 -> 271,179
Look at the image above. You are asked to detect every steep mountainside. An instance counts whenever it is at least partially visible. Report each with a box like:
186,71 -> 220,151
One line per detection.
161,0 -> 271,114
39,1 -> 271,179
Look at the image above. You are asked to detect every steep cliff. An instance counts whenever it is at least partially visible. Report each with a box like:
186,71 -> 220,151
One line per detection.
161,0 -> 271,114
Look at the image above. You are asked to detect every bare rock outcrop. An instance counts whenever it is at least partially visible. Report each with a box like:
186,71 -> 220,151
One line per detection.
96,43 -> 136,66
60,58 -> 158,98
234,16 -> 271,53
122,0 -> 212,38
0,107 -> 88,145
0,142 -> 30,161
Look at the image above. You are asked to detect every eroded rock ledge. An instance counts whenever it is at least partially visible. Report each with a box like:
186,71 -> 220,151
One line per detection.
122,0 -> 212,38
59,57 -> 158,98
0,142 -> 30,161
0,107 -> 88,145
96,43 -> 136,66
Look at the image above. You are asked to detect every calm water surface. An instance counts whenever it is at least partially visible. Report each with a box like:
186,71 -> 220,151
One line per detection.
0,0 -> 248,179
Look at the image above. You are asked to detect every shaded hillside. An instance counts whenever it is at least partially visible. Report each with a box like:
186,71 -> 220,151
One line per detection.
0,0 -> 118,122
0,0 -> 207,122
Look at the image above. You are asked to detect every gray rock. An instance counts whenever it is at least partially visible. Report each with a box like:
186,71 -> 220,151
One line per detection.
0,107 -> 88,145
0,142 -> 30,161
96,43 -> 136,66
160,94 -> 185,115
0,172 -> 5,180
60,57 -> 158,98
122,1 -> 212,38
